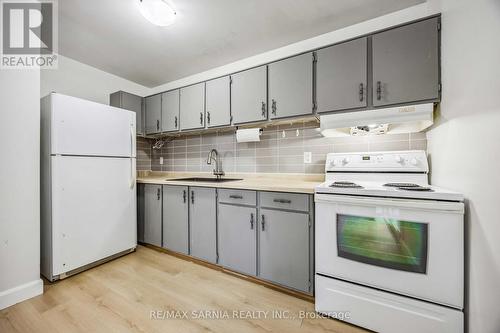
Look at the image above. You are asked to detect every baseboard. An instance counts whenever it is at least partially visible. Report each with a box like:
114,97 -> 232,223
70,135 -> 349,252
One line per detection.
0,279 -> 44,310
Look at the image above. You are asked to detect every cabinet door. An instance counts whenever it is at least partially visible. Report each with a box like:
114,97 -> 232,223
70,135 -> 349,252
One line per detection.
162,185 -> 189,254
145,94 -> 162,134
259,209 -> 310,292
161,90 -> 180,132
206,76 -> 231,127
110,91 -> 144,135
268,53 -> 313,119
317,38 -> 368,113
189,187 -> 217,263
218,204 -> 257,275
180,83 -> 205,130
372,17 -> 440,107
231,66 -> 267,124
143,184 -> 162,247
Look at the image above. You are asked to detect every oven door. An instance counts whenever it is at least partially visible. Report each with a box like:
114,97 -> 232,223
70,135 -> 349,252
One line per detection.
315,193 -> 464,309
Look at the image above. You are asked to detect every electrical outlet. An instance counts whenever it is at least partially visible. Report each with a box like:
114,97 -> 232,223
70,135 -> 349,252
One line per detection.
304,152 -> 312,164
159,157 -> 164,165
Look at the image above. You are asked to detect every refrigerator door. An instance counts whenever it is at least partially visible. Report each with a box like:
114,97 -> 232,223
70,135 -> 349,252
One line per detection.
51,155 -> 136,276
50,93 -> 136,157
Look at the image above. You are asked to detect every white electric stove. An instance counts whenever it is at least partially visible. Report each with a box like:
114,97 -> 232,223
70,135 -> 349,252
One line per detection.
315,151 -> 465,333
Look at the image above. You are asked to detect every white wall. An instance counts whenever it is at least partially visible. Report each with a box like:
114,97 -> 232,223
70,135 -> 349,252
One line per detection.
41,55 -> 150,104
425,1 -> 500,332
0,69 -> 43,309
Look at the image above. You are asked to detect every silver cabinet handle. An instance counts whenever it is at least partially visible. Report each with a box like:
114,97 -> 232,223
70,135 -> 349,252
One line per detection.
261,214 -> 265,231
200,112 -> 203,125
271,99 -> 277,115
376,81 -> 382,101
156,119 -> 160,131
273,198 -> 292,204
250,213 -> 254,230
359,83 -> 364,102
207,111 -> 211,124
229,194 -> 243,199
261,102 -> 266,118
183,190 -> 186,203
157,187 -> 161,200
174,116 -> 178,128
191,190 -> 194,204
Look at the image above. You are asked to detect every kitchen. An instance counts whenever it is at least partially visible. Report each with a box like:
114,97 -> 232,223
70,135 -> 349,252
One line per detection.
1,1 -> 499,333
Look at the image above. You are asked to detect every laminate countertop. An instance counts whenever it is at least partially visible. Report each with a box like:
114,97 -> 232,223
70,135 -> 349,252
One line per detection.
136,172 -> 324,194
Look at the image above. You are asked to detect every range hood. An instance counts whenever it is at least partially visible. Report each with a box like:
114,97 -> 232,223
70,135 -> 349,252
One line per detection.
320,103 -> 434,137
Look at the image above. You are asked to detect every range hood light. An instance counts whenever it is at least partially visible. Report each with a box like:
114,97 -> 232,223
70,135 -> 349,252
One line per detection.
320,103 -> 434,137
138,0 -> 176,27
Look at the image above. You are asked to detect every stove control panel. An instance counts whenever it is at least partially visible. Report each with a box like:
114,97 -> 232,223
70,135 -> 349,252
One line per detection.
325,151 -> 428,173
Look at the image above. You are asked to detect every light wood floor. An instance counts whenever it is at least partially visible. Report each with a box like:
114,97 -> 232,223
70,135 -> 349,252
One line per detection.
0,246 -> 369,333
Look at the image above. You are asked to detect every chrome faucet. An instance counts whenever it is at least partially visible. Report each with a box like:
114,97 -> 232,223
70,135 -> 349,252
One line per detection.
207,149 -> 225,179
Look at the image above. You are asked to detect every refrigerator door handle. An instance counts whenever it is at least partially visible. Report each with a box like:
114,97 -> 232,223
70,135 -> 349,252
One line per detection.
129,125 -> 135,189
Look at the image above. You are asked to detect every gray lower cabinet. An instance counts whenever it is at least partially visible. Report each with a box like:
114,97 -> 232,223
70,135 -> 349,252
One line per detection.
372,17 -> 440,107
189,187 -> 217,263
259,208 -> 310,293
145,94 -> 162,134
180,83 -> 205,130
218,204 -> 257,275
162,185 -> 188,254
109,91 -> 144,135
268,53 -> 313,119
143,184 -> 162,247
316,38 -> 368,113
161,89 -> 180,132
137,184 -> 145,243
231,66 -> 267,124
206,76 -> 231,127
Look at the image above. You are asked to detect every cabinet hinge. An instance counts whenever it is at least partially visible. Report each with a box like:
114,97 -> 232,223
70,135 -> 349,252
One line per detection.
437,22 -> 441,31
312,101 -> 317,112
229,77 -> 233,85
312,52 -> 317,63
230,115 -> 233,123
216,253 -> 219,262
438,83 -> 442,92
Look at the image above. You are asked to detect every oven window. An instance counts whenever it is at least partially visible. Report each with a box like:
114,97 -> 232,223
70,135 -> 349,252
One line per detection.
337,214 -> 428,274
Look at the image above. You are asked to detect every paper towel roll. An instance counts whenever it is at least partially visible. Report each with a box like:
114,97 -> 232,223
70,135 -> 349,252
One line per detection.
236,128 -> 261,143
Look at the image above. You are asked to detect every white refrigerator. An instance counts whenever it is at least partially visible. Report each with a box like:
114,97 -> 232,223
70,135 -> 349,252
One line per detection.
40,93 -> 137,281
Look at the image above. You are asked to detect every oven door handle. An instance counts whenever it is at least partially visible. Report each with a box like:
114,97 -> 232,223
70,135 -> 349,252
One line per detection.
314,194 -> 464,213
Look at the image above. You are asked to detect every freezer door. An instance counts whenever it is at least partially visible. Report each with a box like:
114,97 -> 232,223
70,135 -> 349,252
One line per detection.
49,93 -> 136,157
51,155 -> 136,276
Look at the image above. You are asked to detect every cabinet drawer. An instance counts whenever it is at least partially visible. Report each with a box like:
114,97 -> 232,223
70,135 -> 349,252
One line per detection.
218,189 -> 256,206
259,192 -> 309,212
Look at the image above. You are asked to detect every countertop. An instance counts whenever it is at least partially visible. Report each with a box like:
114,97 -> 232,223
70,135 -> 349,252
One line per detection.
136,171 -> 324,194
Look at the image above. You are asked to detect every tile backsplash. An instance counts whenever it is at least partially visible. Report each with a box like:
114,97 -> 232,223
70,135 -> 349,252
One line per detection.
137,121 -> 427,174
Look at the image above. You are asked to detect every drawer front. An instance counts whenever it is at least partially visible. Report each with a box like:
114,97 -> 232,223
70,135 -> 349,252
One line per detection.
259,192 -> 309,212
218,189 -> 256,206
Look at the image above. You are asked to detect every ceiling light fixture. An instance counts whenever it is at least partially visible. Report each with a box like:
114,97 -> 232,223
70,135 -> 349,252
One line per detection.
138,0 -> 176,27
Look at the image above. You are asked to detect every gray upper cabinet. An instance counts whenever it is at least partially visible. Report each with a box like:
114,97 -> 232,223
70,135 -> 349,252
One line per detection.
189,187 -> 217,263
218,204 -> 257,276
372,17 -> 440,107
143,184 -> 162,247
316,38 -> 368,113
231,66 -> 267,124
110,91 -> 144,135
180,83 -> 205,130
162,185 -> 188,254
206,76 -> 231,128
268,53 -> 313,119
161,90 -> 180,133
259,208 -> 310,293
145,94 -> 162,134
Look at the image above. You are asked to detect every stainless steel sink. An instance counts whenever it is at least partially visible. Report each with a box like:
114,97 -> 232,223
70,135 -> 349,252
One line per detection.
166,177 -> 243,183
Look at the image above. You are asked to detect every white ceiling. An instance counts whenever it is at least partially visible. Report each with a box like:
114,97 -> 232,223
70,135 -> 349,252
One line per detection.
59,0 -> 424,87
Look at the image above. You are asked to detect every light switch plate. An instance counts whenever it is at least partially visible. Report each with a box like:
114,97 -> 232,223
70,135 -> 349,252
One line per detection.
159,157 -> 164,165
304,152 -> 312,164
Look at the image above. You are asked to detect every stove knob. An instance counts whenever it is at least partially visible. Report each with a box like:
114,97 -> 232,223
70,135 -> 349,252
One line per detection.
330,160 -> 337,167
342,157 -> 350,165
410,158 -> 418,166
395,155 -> 403,163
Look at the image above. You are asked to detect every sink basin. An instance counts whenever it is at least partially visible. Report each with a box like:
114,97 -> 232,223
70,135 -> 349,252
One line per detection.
166,177 -> 243,183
